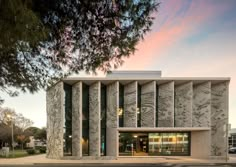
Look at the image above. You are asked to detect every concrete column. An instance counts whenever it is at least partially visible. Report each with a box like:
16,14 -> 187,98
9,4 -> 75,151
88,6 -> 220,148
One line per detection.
124,81 -> 137,127
89,82 -> 101,156
158,81 -> 174,127
192,82 -> 211,127
46,82 -> 64,159
175,82 -> 193,127
72,82 -> 82,157
211,81 -> 229,157
141,81 -> 156,127
106,81 -> 118,157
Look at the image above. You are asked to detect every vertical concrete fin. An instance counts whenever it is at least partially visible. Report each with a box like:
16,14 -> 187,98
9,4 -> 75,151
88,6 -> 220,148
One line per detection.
72,81 -> 82,157
192,82 -> 211,127
89,81 -> 101,156
158,81 -> 174,127
46,82 -> 64,159
106,81 -> 118,156
174,82 -> 193,127
141,81 -> 156,127
211,81 -> 229,157
124,81 -> 137,127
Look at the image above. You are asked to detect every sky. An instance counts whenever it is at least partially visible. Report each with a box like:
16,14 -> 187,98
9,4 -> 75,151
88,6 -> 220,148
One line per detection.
1,0 -> 236,128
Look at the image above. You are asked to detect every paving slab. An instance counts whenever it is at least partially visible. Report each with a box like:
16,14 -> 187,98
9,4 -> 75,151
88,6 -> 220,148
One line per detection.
1,154 -> 236,165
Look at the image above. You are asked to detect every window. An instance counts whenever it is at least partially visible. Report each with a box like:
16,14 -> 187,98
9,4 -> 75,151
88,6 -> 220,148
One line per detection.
119,84 -> 124,127
63,83 -> 72,156
100,84 -> 106,156
82,83 -> 89,156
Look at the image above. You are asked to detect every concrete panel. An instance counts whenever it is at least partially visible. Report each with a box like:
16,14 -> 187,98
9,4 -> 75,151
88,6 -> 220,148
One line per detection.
193,82 -> 211,127
72,82 -> 82,157
211,82 -> 229,157
141,81 -> 156,127
175,82 -> 193,127
46,82 -> 64,159
158,81 -> 174,127
191,131 -> 210,158
124,81 -> 137,127
106,81 -> 118,156
89,82 -> 100,156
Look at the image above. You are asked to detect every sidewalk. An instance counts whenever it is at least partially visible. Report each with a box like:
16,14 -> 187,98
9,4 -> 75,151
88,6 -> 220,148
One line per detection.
1,154 -> 236,165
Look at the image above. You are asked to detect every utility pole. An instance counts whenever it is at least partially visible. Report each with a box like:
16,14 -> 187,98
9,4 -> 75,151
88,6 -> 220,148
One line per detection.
7,114 -> 14,157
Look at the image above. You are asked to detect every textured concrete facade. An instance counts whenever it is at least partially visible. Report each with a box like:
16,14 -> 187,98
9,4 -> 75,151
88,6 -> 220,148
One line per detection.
141,81 -> 156,127
47,73 -> 229,160
193,82 -> 211,127
158,81 -> 174,127
89,82 -> 100,156
124,81 -> 137,127
211,82 -> 229,157
106,81 -> 118,156
72,82 -> 82,157
174,82 -> 193,127
46,82 -> 64,159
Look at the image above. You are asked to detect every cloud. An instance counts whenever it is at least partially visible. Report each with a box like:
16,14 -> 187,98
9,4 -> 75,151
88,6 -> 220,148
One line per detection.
120,0 -> 233,70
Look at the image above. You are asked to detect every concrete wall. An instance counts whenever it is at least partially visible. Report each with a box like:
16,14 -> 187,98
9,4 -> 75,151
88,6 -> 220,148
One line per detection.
89,82 -> 101,156
124,81 -> 137,127
192,82 -> 211,127
72,82 -> 82,157
191,131 -> 211,158
211,82 -> 229,157
106,81 -> 118,156
141,81 -> 156,127
46,82 -> 64,159
158,81 -> 174,127
174,82 -> 193,127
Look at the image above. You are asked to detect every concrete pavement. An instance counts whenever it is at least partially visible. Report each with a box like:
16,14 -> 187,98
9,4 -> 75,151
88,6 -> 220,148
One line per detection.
1,154 -> 236,165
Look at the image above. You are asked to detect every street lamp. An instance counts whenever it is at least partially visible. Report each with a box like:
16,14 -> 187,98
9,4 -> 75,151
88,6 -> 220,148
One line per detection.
7,114 -> 14,157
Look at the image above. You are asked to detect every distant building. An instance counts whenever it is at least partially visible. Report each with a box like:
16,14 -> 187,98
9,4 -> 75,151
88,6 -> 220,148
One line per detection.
46,71 -> 230,160
26,136 -> 46,148
229,128 -> 236,148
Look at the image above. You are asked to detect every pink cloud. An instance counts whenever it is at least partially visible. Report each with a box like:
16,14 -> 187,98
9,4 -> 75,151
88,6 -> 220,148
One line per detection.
120,0 -> 232,70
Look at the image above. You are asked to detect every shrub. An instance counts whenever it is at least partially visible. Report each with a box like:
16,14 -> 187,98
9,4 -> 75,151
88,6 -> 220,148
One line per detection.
39,147 -> 46,153
26,149 -> 36,154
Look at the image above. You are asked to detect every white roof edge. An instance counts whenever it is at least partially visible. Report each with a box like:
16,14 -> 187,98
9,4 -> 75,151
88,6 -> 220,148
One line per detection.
62,77 -> 231,81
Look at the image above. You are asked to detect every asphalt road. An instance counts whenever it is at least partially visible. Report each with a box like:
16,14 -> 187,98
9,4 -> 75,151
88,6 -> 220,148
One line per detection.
1,164 -> 235,167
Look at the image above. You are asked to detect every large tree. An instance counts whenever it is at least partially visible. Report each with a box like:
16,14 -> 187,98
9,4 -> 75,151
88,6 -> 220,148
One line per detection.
0,0 -> 159,103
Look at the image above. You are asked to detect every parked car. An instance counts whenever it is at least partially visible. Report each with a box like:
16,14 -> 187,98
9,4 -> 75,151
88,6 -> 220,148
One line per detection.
229,147 -> 236,153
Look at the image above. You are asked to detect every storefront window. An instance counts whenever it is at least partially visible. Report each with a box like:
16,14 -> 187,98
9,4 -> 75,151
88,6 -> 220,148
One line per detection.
149,132 -> 190,156
119,132 -> 190,156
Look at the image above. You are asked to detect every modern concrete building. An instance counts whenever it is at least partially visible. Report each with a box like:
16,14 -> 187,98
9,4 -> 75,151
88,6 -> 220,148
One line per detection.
46,71 -> 230,160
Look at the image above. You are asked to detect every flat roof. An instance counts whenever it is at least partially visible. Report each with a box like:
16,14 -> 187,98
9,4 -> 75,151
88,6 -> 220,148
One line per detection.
106,70 -> 162,78
62,77 -> 230,86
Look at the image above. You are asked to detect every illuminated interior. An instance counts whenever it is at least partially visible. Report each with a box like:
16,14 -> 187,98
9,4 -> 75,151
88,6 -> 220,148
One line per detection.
119,132 -> 190,156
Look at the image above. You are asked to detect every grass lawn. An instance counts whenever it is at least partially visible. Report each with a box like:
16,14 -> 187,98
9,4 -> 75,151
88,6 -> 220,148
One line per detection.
0,149 -> 42,158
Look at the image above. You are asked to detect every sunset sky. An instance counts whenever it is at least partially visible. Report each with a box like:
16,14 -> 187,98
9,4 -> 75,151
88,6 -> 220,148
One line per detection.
2,0 -> 236,128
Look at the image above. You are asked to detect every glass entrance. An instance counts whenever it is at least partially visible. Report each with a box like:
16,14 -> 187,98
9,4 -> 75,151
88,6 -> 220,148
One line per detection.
119,132 -> 190,156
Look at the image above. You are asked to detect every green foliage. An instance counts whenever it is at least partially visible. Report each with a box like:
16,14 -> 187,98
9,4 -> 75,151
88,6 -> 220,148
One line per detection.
0,0 -> 159,103
0,107 -> 33,147
36,146 -> 46,153
25,127 -> 46,141
26,149 -> 36,154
